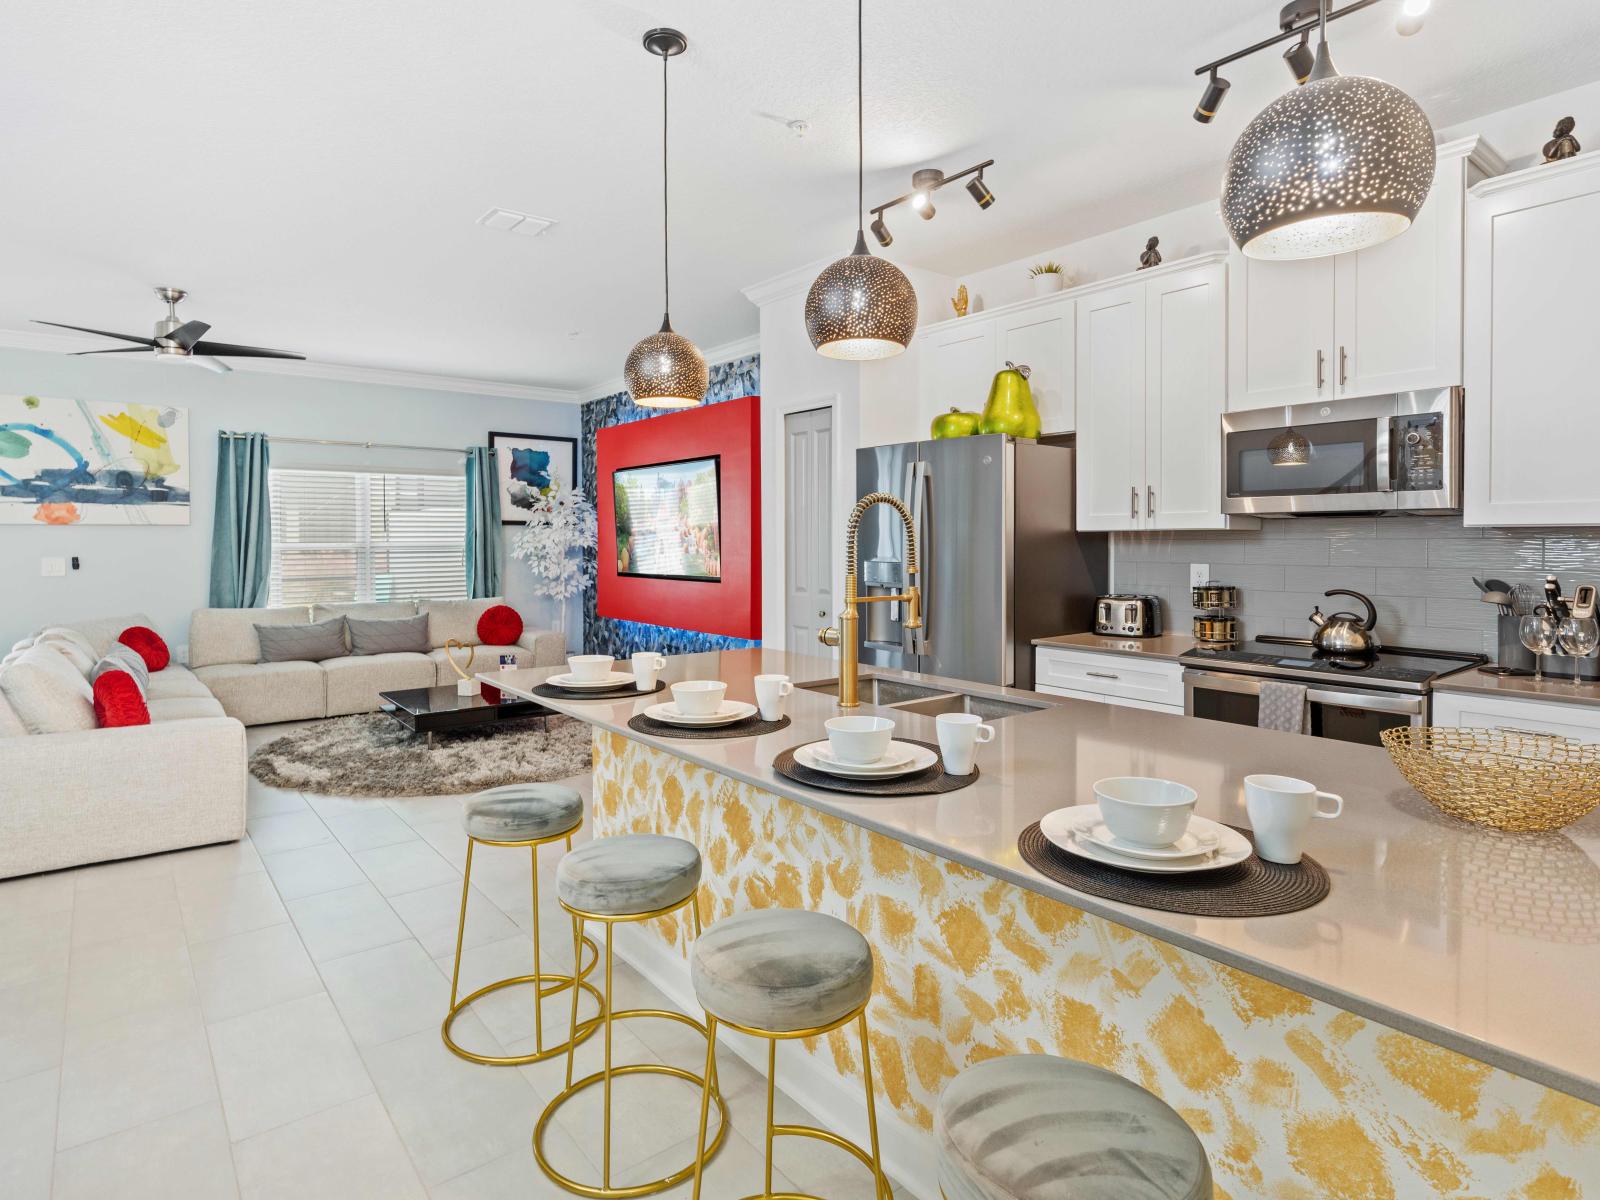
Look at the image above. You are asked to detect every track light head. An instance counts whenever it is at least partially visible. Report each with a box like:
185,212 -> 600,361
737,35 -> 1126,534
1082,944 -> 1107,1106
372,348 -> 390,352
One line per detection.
917,199 -> 936,221
965,174 -> 995,209
1284,33 -> 1315,84
869,215 -> 893,247
1396,0 -> 1430,35
910,190 -> 930,211
1194,71 -> 1230,124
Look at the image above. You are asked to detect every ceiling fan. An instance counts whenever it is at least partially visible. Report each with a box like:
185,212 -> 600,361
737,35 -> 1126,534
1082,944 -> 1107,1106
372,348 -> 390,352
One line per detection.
33,287 -> 306,375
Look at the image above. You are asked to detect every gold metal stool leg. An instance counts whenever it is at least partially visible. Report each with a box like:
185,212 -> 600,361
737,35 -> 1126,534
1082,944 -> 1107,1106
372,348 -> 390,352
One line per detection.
441,828 -> 603,1066
534,893 -> 729,1198
692,1002 -> 892,1200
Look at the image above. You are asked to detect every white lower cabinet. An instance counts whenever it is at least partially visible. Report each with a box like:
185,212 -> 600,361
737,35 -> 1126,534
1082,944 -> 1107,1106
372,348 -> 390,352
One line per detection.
1431,691 -> 1600,744
1035,648 -> 1185,715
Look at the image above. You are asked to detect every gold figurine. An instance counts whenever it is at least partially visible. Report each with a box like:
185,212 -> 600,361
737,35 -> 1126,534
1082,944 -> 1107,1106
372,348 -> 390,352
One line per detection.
951,283 -> 969,318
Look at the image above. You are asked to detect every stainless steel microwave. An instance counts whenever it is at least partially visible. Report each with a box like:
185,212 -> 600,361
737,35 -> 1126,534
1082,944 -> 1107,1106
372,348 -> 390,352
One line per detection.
1222,388 -> 1461,516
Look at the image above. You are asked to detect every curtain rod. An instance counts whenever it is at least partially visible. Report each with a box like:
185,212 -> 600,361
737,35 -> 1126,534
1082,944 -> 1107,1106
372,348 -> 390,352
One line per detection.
219,432 -> 467,455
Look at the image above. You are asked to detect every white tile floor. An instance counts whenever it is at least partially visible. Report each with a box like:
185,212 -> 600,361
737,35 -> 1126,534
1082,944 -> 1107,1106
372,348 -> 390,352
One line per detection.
0,719 -> 906,1199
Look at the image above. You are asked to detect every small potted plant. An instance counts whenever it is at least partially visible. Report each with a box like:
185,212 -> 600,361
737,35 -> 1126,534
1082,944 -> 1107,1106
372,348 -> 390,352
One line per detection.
1029,261 -> 1066,297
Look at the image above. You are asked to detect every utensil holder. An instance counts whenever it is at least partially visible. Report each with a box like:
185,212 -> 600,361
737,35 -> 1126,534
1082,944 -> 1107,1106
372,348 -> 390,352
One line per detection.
1496,614 -> 1537,673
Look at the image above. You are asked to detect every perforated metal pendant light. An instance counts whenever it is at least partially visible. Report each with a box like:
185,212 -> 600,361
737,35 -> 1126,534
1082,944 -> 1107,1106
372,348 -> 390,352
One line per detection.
625,28 -> 708,408
1222,0 -> 1436,260
805,0 -> 917,360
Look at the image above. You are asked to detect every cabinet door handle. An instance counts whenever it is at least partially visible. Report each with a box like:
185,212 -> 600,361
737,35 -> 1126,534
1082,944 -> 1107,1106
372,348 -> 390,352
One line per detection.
1147,485 -> 1155,518
1086,671 -> 1121,680
1130,486 -> 1138,520
1339,345 -> 1348,388
1316,348 -> 1326,391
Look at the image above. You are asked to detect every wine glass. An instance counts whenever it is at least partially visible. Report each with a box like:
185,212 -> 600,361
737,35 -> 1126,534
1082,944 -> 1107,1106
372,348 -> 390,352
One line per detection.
1558,616 -> 1599,683
1519,612 -> 1558,683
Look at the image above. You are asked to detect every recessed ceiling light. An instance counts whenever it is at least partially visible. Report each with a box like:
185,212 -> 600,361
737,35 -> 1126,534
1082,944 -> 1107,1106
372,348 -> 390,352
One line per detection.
476,207 -> 558,237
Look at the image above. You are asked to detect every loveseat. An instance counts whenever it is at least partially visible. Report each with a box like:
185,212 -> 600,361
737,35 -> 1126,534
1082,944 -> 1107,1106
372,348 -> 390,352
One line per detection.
0,612 -> 246,878
188,597 -> 565,725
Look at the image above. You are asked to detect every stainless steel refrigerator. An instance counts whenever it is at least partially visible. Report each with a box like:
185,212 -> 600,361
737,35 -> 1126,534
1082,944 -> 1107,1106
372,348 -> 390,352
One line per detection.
854,434 -> 1107,690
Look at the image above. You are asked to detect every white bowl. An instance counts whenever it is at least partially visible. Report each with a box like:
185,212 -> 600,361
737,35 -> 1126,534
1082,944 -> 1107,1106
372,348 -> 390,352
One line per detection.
1093,777 -> 1198,848
670,679 -> 727,716
824,715 -> 895,765
568,654 -> 614,682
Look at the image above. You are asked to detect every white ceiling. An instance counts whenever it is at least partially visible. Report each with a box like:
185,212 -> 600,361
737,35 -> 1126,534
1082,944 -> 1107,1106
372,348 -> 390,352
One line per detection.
4,0 -> 1597,393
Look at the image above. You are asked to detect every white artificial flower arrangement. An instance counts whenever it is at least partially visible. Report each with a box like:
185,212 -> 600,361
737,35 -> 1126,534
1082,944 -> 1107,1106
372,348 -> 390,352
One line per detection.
509,479 -> 598,602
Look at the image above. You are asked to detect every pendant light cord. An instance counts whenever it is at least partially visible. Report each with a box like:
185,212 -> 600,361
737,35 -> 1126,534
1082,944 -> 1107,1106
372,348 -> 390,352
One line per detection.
856,0 -> 864,234
662,50 -> 671,319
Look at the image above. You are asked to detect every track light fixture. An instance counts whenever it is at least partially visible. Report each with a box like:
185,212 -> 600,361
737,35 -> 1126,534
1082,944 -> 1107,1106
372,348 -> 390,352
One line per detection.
1396,0 -> 1431,35
869,215 -> 893,247
1194,70 -> 1230,123
1283,32 -> 1315,83
869,157 -> 995,231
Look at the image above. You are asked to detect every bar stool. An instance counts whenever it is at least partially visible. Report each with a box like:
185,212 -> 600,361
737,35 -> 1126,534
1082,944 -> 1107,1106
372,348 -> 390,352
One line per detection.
441,783 -> 601,1066
689,908 -> 889,1200
534,833 -> 729,1198
935,1054 -> 1213,1200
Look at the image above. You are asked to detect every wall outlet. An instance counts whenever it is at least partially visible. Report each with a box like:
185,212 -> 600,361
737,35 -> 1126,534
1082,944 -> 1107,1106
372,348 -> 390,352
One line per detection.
40,557 -> 66,577
1189,563 -> 1210,587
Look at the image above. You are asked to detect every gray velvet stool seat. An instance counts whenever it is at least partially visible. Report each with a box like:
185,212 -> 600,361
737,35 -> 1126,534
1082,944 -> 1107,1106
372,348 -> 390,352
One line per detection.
534,833 -> 727,1198
442,783 -> 599,1068
689,908 -> 890,1200
934,1054 -> 1214,1200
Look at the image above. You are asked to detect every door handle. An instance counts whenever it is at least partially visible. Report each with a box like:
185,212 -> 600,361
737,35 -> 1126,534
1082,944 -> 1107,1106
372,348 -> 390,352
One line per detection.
1339,345 -> 1348,388
1147,485 -> 1155,518
818,610 -> 826,618
1130,485 -> 1138,520
1316,348 -> 1326,391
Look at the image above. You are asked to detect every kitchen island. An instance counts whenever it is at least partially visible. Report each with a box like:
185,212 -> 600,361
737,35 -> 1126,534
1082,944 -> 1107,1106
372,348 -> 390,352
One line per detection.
491,648 -> 1600,1200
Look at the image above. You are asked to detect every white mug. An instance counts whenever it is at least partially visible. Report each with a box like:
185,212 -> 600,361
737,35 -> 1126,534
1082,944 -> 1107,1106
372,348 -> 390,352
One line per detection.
936,713 -> 995,776
632,652 -> 667,691
753,674 -> 793,721
568,654 -> 614,682
1244,774 -> 1343,865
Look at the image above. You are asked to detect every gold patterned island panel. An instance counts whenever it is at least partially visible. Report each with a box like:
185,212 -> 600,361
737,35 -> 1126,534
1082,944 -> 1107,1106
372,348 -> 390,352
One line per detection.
591,731 -> 1600,1200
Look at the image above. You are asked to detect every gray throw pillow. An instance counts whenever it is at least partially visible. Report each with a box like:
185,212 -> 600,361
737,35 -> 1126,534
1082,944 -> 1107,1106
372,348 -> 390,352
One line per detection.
89,644 -> 150,696
255,617 -> 348,664
347,613 -> 429,656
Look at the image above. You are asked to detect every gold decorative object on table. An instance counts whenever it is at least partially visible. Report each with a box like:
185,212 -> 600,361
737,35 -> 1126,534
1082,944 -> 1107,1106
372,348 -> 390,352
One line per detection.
444,638 -> 479,695
951,283 -> 969,318
1381,726 -> 1600,832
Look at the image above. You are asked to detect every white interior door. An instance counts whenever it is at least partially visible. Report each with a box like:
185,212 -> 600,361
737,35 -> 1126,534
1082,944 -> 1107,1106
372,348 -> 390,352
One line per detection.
784,406 -> 835,649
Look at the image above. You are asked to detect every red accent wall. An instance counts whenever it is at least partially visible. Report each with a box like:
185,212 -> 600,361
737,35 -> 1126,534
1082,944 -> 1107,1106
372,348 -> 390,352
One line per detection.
595,394 -> 761,640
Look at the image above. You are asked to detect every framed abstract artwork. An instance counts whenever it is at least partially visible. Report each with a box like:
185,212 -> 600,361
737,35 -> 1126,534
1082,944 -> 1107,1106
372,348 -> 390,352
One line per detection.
488,431 -> 578,525
1,394 -> 191,525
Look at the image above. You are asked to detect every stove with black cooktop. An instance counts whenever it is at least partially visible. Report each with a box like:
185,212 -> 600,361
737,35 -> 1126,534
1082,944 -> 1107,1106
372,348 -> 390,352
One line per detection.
1180,636 -> 1486,693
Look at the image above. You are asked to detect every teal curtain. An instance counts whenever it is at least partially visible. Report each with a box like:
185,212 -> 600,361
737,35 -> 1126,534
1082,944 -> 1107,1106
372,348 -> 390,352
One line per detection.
465,445 -> 502,598
209,432 -> 273,608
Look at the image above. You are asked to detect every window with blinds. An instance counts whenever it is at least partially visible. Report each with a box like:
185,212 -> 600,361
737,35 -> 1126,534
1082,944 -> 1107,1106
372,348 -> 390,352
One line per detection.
267,467 -> 468,607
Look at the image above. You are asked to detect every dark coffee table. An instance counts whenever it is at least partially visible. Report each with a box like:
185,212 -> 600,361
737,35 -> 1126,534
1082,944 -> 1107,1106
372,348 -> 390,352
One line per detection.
378,684 -> 550,745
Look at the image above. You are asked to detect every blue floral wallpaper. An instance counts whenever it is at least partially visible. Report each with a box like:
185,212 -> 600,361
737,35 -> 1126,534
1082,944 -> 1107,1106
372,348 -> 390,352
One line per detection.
580,352 -> 762,657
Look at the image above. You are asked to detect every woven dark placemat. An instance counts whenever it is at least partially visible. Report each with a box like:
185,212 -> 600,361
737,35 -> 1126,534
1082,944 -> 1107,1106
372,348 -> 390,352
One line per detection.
772,739 -> 977,797
533,680 -> 667,701
1017,821 -> 1329,917
627,713 -> 791,740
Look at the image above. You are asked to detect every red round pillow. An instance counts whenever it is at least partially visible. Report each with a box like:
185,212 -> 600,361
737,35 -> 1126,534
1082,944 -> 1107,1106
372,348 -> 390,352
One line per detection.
476,604 -> 523,646
93,670 -> 150,728
117,625 -> 170,672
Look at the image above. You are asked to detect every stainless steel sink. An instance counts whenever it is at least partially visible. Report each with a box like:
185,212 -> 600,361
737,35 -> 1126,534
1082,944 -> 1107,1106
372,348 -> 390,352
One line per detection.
795,676 -> 948,706
891,692 -> 1045,720
796,675 -> 1046,721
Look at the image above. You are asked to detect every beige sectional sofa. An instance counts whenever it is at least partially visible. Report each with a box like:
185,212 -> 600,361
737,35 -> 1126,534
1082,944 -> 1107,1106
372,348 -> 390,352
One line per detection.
188,597 -> 565,726
0,612 -> 246,879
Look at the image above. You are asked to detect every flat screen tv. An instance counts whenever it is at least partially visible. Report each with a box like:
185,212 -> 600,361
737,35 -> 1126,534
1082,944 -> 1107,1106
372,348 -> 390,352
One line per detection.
612,455 -> 722,582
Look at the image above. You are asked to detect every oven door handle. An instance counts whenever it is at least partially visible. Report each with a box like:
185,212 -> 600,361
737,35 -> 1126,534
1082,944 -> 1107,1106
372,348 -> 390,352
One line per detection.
1184,670 -> 1426,716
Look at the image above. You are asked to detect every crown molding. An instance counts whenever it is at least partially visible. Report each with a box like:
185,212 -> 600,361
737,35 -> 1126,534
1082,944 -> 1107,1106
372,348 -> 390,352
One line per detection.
1469,146 -> 1600,197
741,257 -> 833,309
577,332 -> 762,405
0,328 -> 585,404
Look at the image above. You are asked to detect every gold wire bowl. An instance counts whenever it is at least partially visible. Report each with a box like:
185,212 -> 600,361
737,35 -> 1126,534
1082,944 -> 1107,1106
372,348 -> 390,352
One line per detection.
1381,726 -> 1600,832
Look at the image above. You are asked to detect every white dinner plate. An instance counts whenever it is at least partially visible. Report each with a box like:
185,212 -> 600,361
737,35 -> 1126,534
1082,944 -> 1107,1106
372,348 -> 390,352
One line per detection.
806,741 -> 916,772
1080,819 -> 1219,861
545,671 -> 638,691
1039,805 -> 1252,874
643,700 -> 759,727
794,740 -> 937,779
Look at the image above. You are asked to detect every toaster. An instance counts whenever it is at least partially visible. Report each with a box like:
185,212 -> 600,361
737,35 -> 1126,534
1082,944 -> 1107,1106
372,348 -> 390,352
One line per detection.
1094,594 -> 1162,638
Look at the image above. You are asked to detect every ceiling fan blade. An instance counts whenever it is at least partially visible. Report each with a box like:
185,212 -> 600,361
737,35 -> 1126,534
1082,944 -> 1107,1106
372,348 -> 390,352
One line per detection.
162,320 -> 211,351
189,340 -> 305,361
192,356 -> 233,374
72,347 -> 149,356
32,320 -> 158,346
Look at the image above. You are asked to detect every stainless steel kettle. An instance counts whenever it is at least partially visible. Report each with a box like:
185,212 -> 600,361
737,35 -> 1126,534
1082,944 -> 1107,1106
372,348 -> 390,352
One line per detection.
1309,589 -> 1381,655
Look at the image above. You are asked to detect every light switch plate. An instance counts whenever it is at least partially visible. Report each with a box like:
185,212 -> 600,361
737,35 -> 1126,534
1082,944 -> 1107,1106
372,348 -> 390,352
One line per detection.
41,557 -> 66,577
1190,563 -> 1210,587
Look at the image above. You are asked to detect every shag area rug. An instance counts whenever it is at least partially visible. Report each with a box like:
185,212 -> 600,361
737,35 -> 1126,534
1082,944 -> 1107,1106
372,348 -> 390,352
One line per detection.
249,713 -> 592,797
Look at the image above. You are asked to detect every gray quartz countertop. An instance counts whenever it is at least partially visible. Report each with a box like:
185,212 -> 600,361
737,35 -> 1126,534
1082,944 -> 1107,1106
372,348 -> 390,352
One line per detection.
1032,632 -> 1197,661
1433,665 -> 1600,709
489,648 -> 1600,1104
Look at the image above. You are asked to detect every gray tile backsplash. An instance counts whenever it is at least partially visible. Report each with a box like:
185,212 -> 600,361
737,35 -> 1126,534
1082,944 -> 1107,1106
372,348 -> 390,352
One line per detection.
1113,515 -> 1600,658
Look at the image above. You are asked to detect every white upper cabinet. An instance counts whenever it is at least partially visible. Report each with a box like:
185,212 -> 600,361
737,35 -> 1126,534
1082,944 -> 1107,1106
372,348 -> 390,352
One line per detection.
1145,262 -> 1229,529
1464,153 -> 1600,526
1075,281 -> 1146,532
1227,137 -> 1500,413
995,305 -> 1075,435
921,318 -> 997,434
